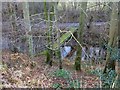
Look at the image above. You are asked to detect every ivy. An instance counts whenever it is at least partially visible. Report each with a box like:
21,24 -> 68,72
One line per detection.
91,68 -> 117,88
105,44 -> 120,61
53,69 -> 81,88
52,83 -> 62,89
53,69 -> 70,79
68,80 -> 80,88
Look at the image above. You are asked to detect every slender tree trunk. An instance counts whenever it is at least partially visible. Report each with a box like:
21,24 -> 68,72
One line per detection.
10,3 -> 17,32
8,2 -> 19,52
54,2 -> 62,69
103,3 -> 118,73
22,2 -> 33,58
44,1 -> 50,64
48,4 -> 54,66
74,2 -> 87,71
44,2 -> 54,66
8,2 -> 17,35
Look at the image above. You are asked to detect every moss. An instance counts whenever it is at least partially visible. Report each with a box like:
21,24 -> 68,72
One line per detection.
45,50 -> 50,63
74,57 -> 81,70
45,50 -> 52,66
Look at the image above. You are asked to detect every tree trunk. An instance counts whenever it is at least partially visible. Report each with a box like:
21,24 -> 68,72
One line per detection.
44,1 -> 50,65
22,2 -> 33,58
115,2 -> 120,88
44,2 -> 54,66
74,2 -> 87,71
9,3 -> 17,32
103,2 -> 118,73
54,2 -> 62,69
8,3 -> 19,53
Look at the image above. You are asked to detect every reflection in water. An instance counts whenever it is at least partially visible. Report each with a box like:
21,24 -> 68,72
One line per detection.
60,46 -> 106,61
60,46 -> 71,59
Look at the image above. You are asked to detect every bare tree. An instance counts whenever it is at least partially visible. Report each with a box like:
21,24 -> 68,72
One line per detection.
74,2 -> 87,71
54,2 -> 62,69
44,2 -> 54,66
22,2 -> 33,58
103,2 -> 118,73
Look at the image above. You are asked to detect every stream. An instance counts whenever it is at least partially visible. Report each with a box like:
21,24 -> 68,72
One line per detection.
2,22 -> 107,60
60,46 -> 106,61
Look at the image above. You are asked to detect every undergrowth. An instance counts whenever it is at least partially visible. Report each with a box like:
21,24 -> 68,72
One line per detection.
52,69 -> 80,89
91,68 -> 117,88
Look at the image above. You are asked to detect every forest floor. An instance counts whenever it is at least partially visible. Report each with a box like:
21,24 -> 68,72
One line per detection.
1,50 -> 102,88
